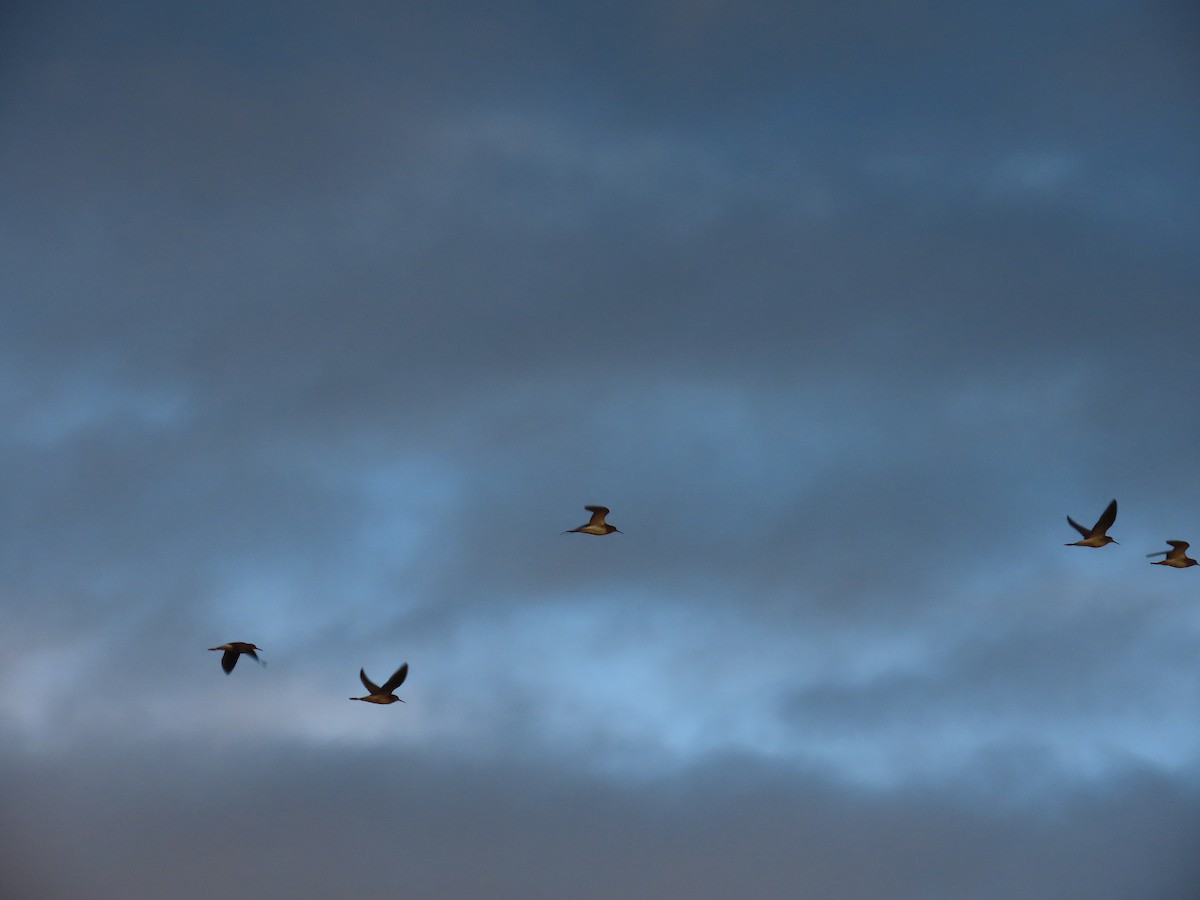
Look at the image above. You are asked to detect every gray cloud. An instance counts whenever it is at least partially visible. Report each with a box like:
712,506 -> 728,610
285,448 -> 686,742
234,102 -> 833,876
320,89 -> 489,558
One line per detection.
3,0 -> 1200,896
4,742 -> 1200,900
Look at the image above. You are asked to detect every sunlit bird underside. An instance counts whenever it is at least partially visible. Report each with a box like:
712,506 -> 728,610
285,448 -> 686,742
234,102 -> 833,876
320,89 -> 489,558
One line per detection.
563,505 -> 622,535
351,663 -> 409,704
1147,540 -> 1198,568
1065,499 -> 1118,548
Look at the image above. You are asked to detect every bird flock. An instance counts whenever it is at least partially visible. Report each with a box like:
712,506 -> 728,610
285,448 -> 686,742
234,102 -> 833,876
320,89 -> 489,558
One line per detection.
208,505 -> 624,698
209,500 -> 1192,699
1066,498 -> 1198,567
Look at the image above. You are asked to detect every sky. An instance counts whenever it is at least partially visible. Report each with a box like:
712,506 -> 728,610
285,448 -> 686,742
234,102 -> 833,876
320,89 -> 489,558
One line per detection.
2,1 -> 1199,897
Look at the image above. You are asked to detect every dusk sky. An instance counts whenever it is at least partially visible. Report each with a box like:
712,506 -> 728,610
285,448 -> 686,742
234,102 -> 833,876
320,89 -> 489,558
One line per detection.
3,1 -> 1200,897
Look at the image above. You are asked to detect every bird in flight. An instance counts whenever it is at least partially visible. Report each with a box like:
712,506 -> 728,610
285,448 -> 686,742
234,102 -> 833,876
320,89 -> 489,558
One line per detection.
1146,540 -> 1198,568
563,505 -> 622,535
208,642 -> 265,674
1065,499 -> 1118,547
350,663 -> 409,704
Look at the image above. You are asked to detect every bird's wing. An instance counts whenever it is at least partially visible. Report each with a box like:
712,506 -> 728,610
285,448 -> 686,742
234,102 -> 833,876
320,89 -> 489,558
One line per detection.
585,505 -> 610,525
221,650 -> 238,674
1067,516 -> 1090,538
245,649 -> 264,667
359,669 -> 382,694
1146,550 -> 1169,558
1167,540 -> 1190,552
381,663 -> 409,693
1093,499 -> 1118,533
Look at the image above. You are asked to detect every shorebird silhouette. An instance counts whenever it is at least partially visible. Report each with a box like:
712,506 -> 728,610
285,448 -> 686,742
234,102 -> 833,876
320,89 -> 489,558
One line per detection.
350,663 -> 408,704
208,642 -> 265,674
1147,540 -> 1198,568
563,505 -> 622,535
1065,499 -> 1118,547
